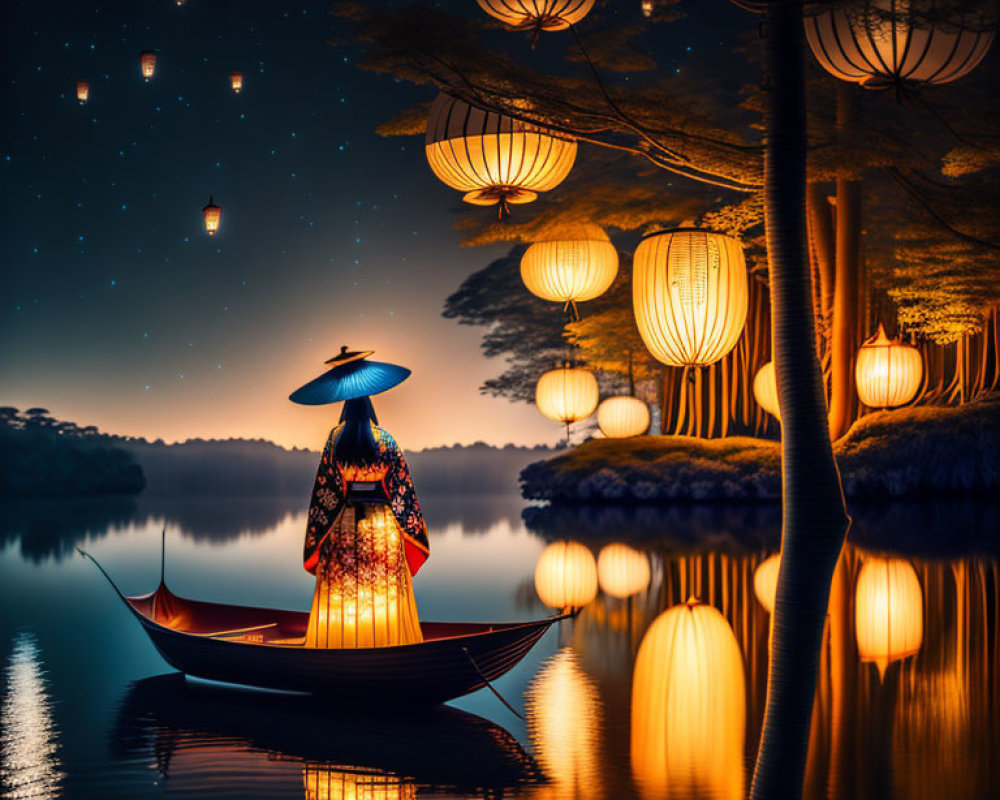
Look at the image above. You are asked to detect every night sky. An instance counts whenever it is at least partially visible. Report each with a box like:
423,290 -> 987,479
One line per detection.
1,0 -> 745,451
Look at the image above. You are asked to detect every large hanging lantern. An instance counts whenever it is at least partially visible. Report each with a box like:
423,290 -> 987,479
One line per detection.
520,224 -> 618,307
230,72 -> 243,93
855,324 -> 923,409
855,556 -> 924,679
753,360 -> 781,421
76,81 -> 89,103
804,1 -> 994,88
535,365 -> 598,425
425,94 -> 576,210
534,541 -> 598,610
597,396 -> 650,438
140,50 -> 157,81
597,543 -> 651,598
753,553 -> 781,613
631,599 -> 746,800
202,196 -> 221,236
633,229 -> 749,367
525,648 -> 603,800
477,0 -> 596,31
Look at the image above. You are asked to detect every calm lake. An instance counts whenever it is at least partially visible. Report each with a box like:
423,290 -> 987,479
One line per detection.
1,492 -> 997,799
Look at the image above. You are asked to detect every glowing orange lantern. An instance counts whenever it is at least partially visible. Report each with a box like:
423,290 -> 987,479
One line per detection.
855,557 -> 924,679
202,196 -> 221,236
525,648 -> 603,800
641,0 -> 654,18
597,396 -> 650,439
632,599 -> 745,800
753,553 -> 781,613
303,765 -> 414,800
805,1 -> 994,89
230,72 -> 243,93
753,360 -> 780,421
425,94 -> 576,211
534,541 -> 598,610
597,543 -> 650,598
633,229 -> 749,367
140,50 -> 157,80
520,224 -> 618,307
477,0 -> 596,31
76,81 -> 89,103
855,324 -> 923,409
535,365 -> 598,426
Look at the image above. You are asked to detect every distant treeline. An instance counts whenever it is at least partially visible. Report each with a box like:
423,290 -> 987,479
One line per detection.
0,407 -> 559,497
0,407 -> 146,497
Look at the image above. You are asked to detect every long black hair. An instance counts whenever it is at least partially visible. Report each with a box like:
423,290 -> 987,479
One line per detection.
334,396 -> 379,465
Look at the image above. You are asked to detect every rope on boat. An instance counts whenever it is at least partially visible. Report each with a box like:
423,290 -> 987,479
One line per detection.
76,548 -> 128,601
462,646 -> 525,721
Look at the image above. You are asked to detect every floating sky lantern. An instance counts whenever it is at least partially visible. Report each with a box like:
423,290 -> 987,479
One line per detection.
855,556 -> 924,679
520,224 -> 618,309
425,93 -> 577,211
230,71 -> 243,93
202,196 -> 221,236
855,324 -> 923,409
597,543 -> 651,599
632,599 -> 745,800
753,360 -> 781,421
804,1 -> 994,88
525,648 -> 603,800
641,0 -> 654,18
140,50 -> 157,81
534,540 -> 598,610
633,229 -> 749,367
477,0 -> 596,32
535,364 -> 598,427
76,81 -> 89,103
597,395 -> 650,438
753,553 -> 781,613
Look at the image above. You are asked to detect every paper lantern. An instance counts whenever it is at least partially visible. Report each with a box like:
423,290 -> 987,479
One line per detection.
534,541 -> 598,610
477,0 -> 596,31
631,599 -> 745,800
855,557 -> 923,679
804,1 -> 994,88
641,0 -> 654,18
597,396 -> 650,439
230,72 -> 243,93
202,196 -> 221,236
303,765 -> 415,800
855,324 -> 923,409
633,229 -> 748,367
753,553 -> 781,613
597,543 -> 651,598
425,94 -> 576,210
535,365 -> 598,425
520,224 -> 618,306
753,361 -> 780,421
140,50 -> 157,80
76,81 -> 89,103
525,648 -> 603,800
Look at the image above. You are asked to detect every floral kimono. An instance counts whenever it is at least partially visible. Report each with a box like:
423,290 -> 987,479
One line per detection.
303,423 -> 429,648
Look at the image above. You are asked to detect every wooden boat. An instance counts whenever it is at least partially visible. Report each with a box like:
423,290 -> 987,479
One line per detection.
81,550 -> 564,705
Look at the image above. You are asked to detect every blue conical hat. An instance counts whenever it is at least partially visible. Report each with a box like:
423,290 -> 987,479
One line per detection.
289,347 -> 410,405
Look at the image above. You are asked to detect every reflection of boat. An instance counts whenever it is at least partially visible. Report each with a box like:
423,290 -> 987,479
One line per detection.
82,551 -> 562,704
113,673 -> 542,794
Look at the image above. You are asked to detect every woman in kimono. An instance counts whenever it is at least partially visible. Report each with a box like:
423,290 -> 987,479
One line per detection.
291,348 -> 429,649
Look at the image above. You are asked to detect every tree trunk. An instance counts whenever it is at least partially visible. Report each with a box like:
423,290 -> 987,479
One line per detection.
828,83 -> 862,440
749,3 -> 851,800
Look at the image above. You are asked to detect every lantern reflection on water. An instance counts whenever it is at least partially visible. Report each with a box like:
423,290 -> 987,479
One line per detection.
597,543 -> 650,599
633,229 -> 749,367
753,553 -> 781,613
631,599 -> 745,800
855,557 -> 924,679
140,50 -> 157,80
534,541 -> 598,610
425,94 -> 576,210
303,765 -> 415,800
525,648 -> 603,800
